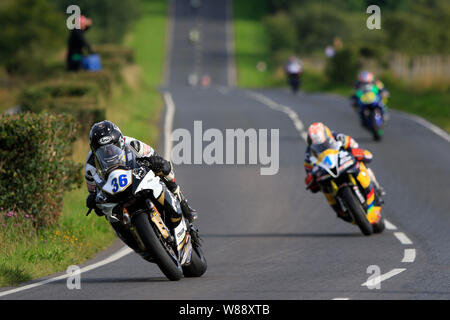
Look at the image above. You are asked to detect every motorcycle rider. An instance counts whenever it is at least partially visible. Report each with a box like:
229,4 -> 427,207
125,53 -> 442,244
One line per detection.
350,71 -> 389,126
85,120 -> 198,223
284,56 -> 303,93
351,71 -> 389,107
304,122 -> 385,222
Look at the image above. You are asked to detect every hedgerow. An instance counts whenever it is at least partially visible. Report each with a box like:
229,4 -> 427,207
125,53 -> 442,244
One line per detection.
0,113 -> 83,227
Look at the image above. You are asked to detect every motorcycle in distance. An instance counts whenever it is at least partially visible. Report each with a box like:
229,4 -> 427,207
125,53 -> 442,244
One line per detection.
287,70 -> 302,94
285,59 -> 303,94
354,84 -> 386,141
86,144 -> 207,281
307,140 -> 385,236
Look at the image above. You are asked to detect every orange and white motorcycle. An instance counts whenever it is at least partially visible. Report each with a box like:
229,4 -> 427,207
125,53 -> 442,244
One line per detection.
308,141 -> 385,236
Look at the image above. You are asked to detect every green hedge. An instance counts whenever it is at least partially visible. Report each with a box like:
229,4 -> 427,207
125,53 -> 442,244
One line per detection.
18,80 -> 105,134
0,113 -> 83,227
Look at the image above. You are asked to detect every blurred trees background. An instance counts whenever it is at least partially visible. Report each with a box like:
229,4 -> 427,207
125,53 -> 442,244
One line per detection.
0,0 -> 140,77
264,0 -> 450,85
266,0 -> 450,56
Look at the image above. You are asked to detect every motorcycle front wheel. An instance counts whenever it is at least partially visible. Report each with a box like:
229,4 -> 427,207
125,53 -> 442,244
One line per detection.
340,186 -> 373,236
133,212 -> 183,281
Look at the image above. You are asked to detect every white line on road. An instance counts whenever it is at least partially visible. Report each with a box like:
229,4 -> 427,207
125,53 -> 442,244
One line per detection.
332,297 -> 350,300
163,91 -> 176,161
361,268 -> 407,288
245,91 -> 308,141
402,249 -> 416,263
397,110 -> 450,144
384,219 -> 398,230
394,232 -> 413,245
0,246 -> 133,298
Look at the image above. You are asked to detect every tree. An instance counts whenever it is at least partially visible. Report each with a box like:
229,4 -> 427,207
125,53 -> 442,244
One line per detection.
0,0 -> 65,75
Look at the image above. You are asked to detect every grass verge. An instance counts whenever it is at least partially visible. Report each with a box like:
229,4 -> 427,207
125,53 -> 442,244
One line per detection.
233,0 -> 282,88
0,0 -> 168,287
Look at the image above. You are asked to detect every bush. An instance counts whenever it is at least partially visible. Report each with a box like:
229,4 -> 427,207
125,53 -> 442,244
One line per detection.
0,0 -> 65,75
93,44 -> 135,64
325,47 -> 361,85
65,70 -> 115,97
18,80 -> 105,134
0,113 -> 83,227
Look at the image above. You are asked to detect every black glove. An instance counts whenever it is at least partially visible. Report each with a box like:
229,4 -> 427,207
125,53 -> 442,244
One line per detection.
148,156 -> 171,175
86,193 -> 104,216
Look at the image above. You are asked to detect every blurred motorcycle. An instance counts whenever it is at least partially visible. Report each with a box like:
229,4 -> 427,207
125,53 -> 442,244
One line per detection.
354,84 -> 386,141
285,57 -> 303,94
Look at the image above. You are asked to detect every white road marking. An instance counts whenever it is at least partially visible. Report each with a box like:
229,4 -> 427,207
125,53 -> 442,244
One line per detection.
394,232 -> 413,245
163,91 -> 176,161
0,246 -> 133,298
396,110 -> 450,144
245,91 -> 308,142
361,268 -> 407,288
332,297 -> 350,300
402,249 -> 416,263
384,219 -> 398,230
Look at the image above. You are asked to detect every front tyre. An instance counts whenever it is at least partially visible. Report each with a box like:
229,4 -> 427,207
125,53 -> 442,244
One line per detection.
372,217 -> 385,234
133,212 -> 183,281
340,186 -> 373,236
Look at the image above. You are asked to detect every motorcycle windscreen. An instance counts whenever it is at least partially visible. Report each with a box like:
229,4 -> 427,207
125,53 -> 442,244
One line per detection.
310,137 -> 337,156
95,144 -> 127,177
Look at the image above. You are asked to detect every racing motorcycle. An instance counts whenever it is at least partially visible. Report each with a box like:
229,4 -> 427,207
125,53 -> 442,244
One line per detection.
354,84 -> 385,141
308,140 -> 385,236
285,62 -> 303,94
87,144 -> 207,281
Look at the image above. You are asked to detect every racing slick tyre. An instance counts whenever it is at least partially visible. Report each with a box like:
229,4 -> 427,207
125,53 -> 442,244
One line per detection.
133,212 -> 183,281
340,186 -> 373,236
372,217 -> 385,234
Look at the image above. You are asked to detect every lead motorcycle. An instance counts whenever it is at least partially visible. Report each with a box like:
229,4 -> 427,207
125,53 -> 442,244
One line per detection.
308,140 -> 385,236
87,144 -> 207,281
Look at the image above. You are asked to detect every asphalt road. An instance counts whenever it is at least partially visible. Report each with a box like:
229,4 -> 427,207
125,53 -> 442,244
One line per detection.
2,0 -> 450,300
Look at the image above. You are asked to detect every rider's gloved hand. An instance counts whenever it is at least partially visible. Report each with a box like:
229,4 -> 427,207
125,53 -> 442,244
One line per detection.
86,193 -> 104,216
148,156 -> 171,175
305,173 -> 320,193
351,148 -> 365,161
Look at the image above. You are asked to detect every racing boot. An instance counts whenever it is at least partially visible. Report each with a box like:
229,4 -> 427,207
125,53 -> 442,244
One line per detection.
170,185 -> 198,223
179,194 -> 198,223
367,168 -> 386,203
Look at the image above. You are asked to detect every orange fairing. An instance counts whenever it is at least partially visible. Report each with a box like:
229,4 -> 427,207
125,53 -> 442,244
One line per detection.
356,162 -> 371,189
367,206 -> 382,224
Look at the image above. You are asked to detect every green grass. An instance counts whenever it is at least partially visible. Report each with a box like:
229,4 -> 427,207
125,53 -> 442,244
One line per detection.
0,0 -> 168,287
233,0 -> 282,88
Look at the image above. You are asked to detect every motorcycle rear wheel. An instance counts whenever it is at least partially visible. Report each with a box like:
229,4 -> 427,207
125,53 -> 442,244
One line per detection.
340,186 -> 373,236
133,212 -> 183,281
183,245 -> 207,277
